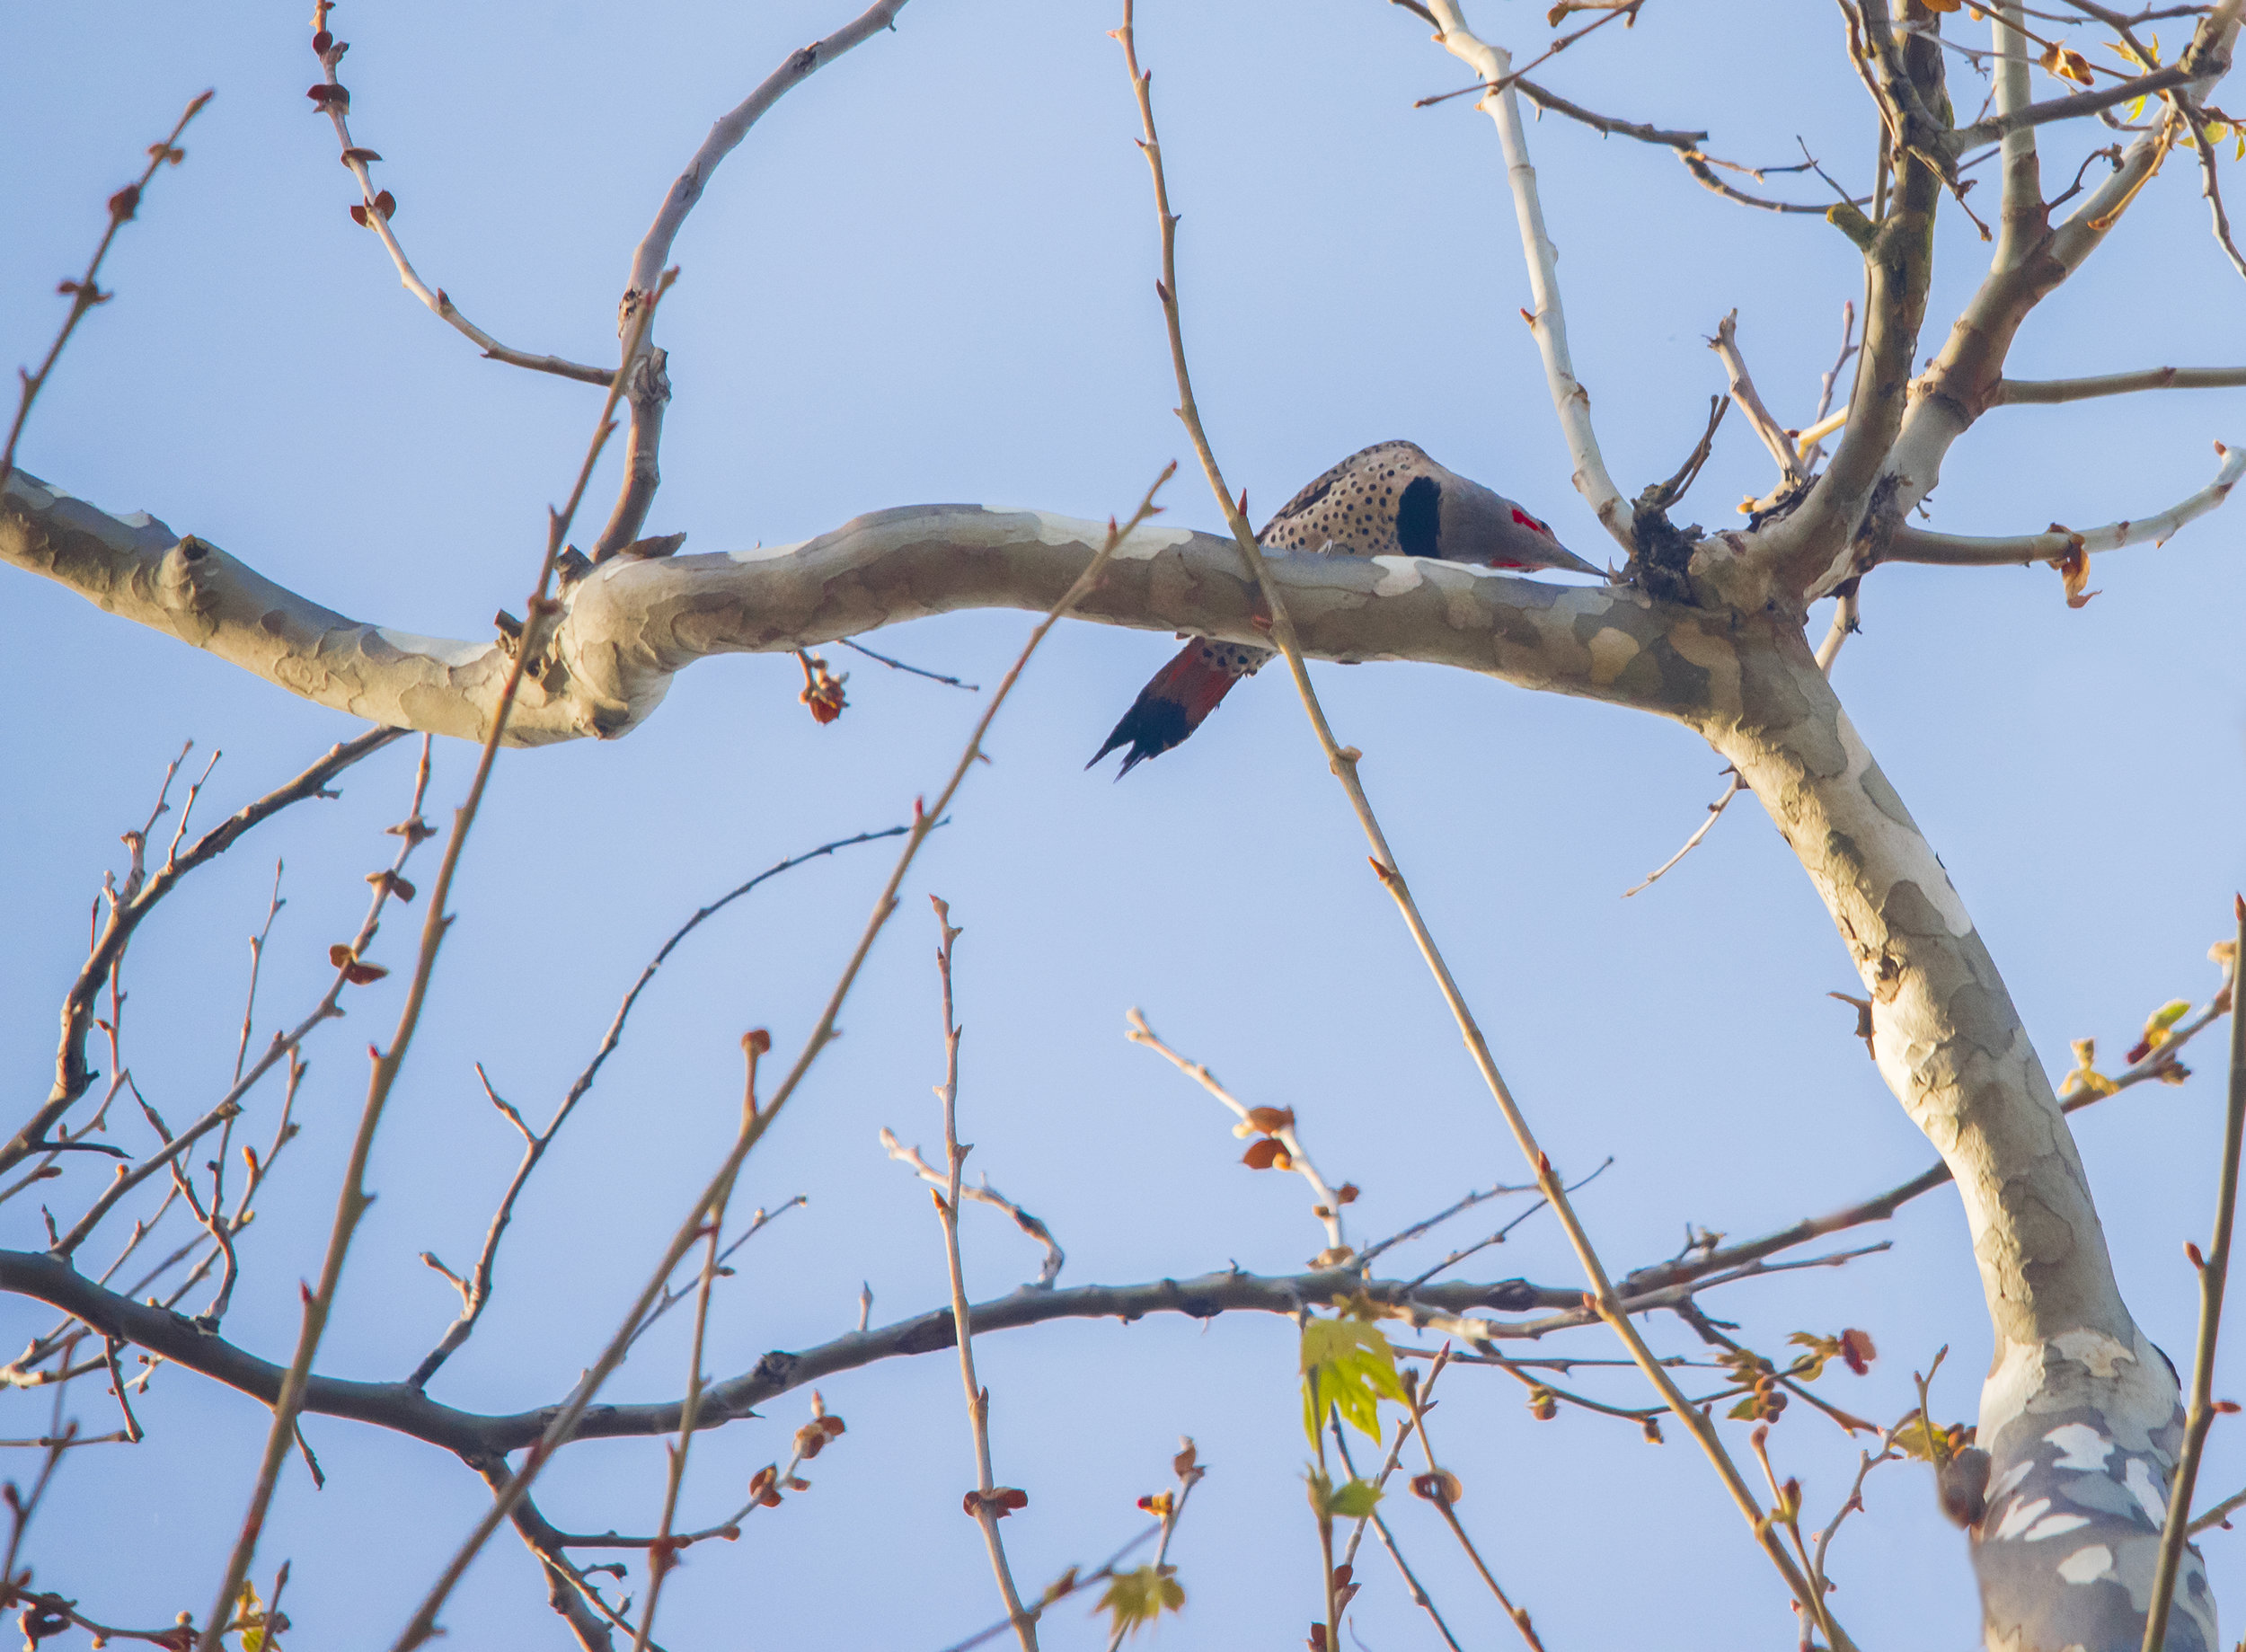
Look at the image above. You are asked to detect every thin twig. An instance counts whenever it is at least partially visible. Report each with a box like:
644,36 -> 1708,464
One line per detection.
1711,310 -> 1808,489
1127,1008 -> 1349,1255
881,1128 -> 1064,1287
14,728 -> 405,1180
304,11 -> 609,384
405,824 -> 909,1388
2144,894 -> 2246,1649
594,0 -> 914,559
4,92 -> 211,490
1403,1350 -> 1545,1649
929,902 -> 1038,1649
838,636 -> 981,691
625,1038 -> 762,1652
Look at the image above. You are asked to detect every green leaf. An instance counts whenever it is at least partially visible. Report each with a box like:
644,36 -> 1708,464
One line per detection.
1300,1316 -> 1407,1445
1096,1565 -> 1184,1640
1328,1478 -> 1384,1519
1726,1394 -> 1763,1421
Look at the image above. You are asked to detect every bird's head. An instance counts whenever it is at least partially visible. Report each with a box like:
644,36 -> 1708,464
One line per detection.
1417,473 -> 1603,578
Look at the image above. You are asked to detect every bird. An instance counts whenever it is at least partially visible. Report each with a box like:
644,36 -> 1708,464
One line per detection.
1088,439 -> 1601,775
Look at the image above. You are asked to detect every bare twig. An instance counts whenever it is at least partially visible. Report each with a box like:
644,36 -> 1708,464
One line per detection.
1403,1350 -> 1545,1649
15,726 -> 406,1184
1357,1182 -> 1536,1267
625,1037 -> 763,1652
594,0 -> 914,559
406,824 -> 908,1388
2144,895 -> 2246,1649
1331,1416 -> 1465,1652
1795,300 -> 1859,472
1126,1008 -> 1349,1256
4,92 -> 211,490
1997,365 -> 2246,401
881,1127 -> 1064,1287
927,902 -> 1038,1649
838,636 -> 981,691
1421,4 -> 1631,546
303,13 -> 609,384
1711,310 -> 1809,491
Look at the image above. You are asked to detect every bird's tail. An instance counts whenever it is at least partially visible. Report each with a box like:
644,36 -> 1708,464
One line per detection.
1088,639 -> 1259,776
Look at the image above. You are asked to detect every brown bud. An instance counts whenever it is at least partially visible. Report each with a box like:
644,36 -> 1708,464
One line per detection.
1242,1138 -> 1288,1171
1410,1469 -> 1464,1504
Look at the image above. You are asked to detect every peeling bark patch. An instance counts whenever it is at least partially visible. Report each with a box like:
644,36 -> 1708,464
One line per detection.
2043,1422 -> 2114,1471
1859,757 -> 1922,833
1370,555 -> 1423,595
1586,626 -> 1640,686
2121,1456 -> 2168,1525
727,537 -> 809,563
1994,1496 -> 2055,1541
1881,879 -> 1958,941
372,627 -> 489,668
1661,619 -> 1741,719
2022,1512 -> 2092,1541
1945,980 -> 2021,1063
2056,1543 -> 2115,1584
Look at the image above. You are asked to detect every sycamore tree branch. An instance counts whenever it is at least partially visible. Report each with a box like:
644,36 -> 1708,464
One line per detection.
1507,77 -> 1838,214
590,0 -> 913,559
1,469 -> 1709,746
1779,0 -> 2241,601
304,15 -> 612,387
1758,2 -> 1945,591
1998,366 -> 2246,401
1884,440 -> 2243,565
0,1250 -> 1842,1461
1950,60 -> 2199,149
1694,614 -> 2215,1651
1423,2 -> 1633,551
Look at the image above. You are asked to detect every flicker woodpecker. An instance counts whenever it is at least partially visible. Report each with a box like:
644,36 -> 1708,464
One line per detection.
1089,439 -> 1602,775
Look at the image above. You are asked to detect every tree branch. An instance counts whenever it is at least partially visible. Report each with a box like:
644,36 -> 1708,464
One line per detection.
1883,439 -> 2242,565
3,470 -> 1714,748
1425,3 -> 1632,550
1997,365 -> 2246,401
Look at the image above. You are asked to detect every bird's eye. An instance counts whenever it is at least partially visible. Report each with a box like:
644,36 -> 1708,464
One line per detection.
1510,508 -> 1552,538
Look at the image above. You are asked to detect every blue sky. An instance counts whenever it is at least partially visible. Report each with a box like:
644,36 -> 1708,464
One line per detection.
4,3 -> 2245,1648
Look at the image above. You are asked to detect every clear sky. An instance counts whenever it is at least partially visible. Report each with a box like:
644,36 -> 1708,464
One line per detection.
4,3 -> 2245,1648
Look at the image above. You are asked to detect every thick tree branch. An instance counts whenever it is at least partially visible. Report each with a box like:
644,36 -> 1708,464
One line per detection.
1697,615 -> 2210,1650
1757,3 -> 1946,591
2,470 -> 1707,746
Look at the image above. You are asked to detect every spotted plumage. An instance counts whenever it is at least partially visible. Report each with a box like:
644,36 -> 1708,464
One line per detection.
1089,440 -> 1599,776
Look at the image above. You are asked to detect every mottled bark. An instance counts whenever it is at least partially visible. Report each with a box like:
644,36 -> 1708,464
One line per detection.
3,469 -> 1694,743
1695,618 -> 2207,1651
